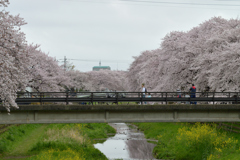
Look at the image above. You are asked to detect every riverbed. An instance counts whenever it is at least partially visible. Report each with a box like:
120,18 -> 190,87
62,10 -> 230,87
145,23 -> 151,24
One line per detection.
94,123 -> 157,160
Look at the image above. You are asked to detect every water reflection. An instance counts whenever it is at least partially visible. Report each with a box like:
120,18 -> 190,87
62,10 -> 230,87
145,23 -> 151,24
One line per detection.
94,123 -> 156,160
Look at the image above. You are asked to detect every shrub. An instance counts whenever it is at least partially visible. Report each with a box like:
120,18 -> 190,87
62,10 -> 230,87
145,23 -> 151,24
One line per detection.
155,123 -> 239,160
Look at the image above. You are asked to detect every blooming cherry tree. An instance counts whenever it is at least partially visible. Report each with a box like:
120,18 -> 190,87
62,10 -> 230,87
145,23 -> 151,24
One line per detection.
127,17 -> 240,92
0,1 -> 72,112
68,70 -> 128,92
0,0 -> 30,112
26,45 -> 71,92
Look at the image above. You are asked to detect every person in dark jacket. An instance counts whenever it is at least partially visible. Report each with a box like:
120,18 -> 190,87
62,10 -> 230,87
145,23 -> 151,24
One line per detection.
190,84 -> 197,104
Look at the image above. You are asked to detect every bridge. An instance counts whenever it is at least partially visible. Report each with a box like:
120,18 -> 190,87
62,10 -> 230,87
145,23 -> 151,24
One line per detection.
1,105 -> 240,124
0,92 -> 240,124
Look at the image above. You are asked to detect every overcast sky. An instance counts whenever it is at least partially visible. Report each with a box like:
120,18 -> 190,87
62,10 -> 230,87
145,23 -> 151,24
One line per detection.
7,0 -> 240,71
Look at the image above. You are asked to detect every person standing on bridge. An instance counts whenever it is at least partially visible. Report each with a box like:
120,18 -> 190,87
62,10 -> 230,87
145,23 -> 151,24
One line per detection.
190,84 -> 197,104
141,83 -> 147,104
177,88 -> 182,104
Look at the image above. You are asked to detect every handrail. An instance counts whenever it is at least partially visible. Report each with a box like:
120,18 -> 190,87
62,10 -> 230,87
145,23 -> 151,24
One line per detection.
15,91 -> 240,94
1,92 -> 239,105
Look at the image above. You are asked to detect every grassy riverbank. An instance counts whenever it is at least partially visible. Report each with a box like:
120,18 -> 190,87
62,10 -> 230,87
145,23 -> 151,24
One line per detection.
0,123 -> 116,160
134,122 -> 240,160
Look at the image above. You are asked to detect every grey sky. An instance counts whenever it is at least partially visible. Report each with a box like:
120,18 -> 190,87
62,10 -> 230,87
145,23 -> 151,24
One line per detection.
7,0 -> 240,71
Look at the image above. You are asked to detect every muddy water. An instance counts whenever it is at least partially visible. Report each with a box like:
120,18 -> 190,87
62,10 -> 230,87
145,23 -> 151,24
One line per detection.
94,123 -> 156,160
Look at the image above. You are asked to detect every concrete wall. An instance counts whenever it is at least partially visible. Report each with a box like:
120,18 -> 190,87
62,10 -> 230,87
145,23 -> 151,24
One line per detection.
0,105 -> 240,124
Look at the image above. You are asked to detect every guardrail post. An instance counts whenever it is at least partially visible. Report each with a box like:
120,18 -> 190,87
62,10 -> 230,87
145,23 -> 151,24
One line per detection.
161,93 -> 163,104
91,93 -> 93,105
40,93 -> 42,105
189,93 -> 191,104
66,92 -> 69,105
236,93 -> 238,104
213,92 -> 215,105
166,92 -> 167,104
116,92 -> 118,105
141,92 -> 143,105
229,92 -> 231,104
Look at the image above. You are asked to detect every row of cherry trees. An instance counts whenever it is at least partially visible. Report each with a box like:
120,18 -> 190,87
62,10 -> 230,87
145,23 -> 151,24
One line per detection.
0,1 -> 73,112
67,70 -> 127,91
2,0 -> 240,111
1,1 -> 127,111
127,17 -> 240,93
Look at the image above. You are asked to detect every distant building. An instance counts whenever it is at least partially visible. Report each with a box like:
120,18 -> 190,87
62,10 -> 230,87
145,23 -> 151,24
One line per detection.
93,66 -> 111,71
92,61 -> 111,71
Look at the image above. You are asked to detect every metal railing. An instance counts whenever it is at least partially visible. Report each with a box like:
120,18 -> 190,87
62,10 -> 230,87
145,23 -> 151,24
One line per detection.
1,92 -> 240,105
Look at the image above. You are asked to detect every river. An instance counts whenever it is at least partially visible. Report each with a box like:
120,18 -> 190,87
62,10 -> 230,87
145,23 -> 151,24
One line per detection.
94,123 -> 157,160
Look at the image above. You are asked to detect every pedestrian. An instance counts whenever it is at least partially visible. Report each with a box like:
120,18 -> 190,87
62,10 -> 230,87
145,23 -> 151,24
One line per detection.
177,89 -> 182,98
190,84 -> 197,104
177,88 -> 181,104
141,83 -> 147,104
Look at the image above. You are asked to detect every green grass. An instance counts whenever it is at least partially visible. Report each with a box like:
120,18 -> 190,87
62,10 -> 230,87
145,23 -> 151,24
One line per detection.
134,122 -> 240,160
0,124 -> 44,156
133,123 -> 185,159
133,122 -> 184,139
0,125 -> 13,134
82,123 -> 116,139
29,123 -> 115,160
0,123 -> 116,160
9,124 -> 47,156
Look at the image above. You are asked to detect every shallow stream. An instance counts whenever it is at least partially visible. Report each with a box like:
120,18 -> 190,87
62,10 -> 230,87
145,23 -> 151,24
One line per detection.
94,123 -> 157,160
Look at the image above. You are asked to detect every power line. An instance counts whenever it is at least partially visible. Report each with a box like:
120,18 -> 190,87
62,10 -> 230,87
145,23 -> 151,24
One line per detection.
60,0 -> 110,4
59,0 -> 240,11
58,56 -> 131,71
58,58 -> 132,64
61,0 -> 240,7
120,0 -> 240,7
70,59 -> 131,63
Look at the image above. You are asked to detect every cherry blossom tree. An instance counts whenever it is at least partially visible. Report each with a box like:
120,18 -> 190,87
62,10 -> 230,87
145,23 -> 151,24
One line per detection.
86,70 -> 127,91
0,0 -> 30,112
68,70 -> 128,92
0,1 -> 72,112
126,50 -> 160,91
26,44 -> 72,92
2,3 -> 240,114
127,17 -> 240,92
66,70 -> 91,91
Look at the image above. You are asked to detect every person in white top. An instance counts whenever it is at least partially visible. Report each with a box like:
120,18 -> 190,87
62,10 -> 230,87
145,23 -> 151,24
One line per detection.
142,83 -> 146,95
141,83 -> 146,104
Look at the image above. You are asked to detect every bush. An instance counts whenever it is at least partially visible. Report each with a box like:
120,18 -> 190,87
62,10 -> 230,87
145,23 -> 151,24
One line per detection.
155,123 -> 239,160
29,123 -> 112,160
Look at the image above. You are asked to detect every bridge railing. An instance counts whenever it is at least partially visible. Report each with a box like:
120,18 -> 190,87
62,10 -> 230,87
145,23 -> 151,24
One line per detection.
1,91 -> 238,105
